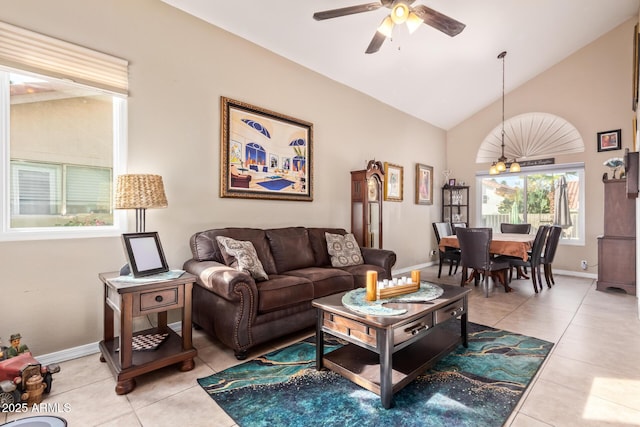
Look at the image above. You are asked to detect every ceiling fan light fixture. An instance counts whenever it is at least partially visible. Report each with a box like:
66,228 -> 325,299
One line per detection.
377,16 -> 394,38
390,3 -> 410,24
406,12 -> 424,33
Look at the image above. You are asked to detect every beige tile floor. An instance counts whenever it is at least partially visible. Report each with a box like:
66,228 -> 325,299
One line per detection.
2,266 -> 639,426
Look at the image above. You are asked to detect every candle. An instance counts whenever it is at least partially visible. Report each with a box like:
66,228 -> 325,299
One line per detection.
366,270 -> 378,301
411,270 -> 420,284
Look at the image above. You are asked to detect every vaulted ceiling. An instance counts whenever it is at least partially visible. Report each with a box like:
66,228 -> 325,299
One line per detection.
162,0 -> 640,130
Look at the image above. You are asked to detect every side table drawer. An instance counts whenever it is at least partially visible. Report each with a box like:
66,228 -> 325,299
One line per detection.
134,286 -> 184,316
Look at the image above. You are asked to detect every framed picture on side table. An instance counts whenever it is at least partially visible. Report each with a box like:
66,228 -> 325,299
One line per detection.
122,232 -> 169,277
415,163 -> 433,205
384,162 -> 403,201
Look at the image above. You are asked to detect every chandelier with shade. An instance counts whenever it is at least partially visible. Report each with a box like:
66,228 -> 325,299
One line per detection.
489,51 -> 520,175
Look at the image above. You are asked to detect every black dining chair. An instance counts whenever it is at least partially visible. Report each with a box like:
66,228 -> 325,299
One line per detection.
540,225 -> 562,288
500,223 -> 532,277
500,223 -> 532,234
451,222 -> 467,234
499,225 -> 550,293
432,222 -> 460,278
455,227 -> 511,298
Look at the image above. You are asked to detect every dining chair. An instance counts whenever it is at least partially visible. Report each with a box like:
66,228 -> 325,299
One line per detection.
432,222 -> 460,278
455,227 -> 511,297
500,225 -> 550,293
500,223 -> 532,277
540,225 -> 562,288
451,222 -> 467,234
500,223 -> 531,234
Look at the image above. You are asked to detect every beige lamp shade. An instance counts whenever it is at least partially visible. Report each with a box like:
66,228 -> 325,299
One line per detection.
115,174 -> 168,210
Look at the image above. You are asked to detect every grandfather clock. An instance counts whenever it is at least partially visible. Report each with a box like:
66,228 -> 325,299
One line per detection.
351,160 -> 383,249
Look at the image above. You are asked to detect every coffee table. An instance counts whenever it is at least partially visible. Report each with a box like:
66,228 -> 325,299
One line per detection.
313,283 -> 470,409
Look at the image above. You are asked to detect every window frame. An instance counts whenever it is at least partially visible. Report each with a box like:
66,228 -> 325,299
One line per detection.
475,162 -> 585,246
0,69 -> 127,241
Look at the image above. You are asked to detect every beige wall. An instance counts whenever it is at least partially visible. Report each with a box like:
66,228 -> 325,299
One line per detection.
448,18 -> 637,274
0,0 -> 446,355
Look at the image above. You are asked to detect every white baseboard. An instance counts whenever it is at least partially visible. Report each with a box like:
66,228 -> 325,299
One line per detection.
35,322 -> 183,365
392,261 -> 436,275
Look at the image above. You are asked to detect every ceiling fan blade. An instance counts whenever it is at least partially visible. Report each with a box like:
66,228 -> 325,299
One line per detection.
313,2 -> 382,21
412,5 -> 466,37
365,30 -> 387,54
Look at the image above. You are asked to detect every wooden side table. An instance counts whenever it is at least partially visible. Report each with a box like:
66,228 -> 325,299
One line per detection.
98,271 -> 198,394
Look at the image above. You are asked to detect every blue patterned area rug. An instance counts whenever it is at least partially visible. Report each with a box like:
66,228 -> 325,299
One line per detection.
197,323 -> 553,427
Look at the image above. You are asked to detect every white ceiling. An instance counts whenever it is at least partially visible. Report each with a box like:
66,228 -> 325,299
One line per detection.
161,0 -> 640,130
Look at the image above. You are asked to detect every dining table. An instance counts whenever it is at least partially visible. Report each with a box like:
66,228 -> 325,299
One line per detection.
438,232 -> 535,286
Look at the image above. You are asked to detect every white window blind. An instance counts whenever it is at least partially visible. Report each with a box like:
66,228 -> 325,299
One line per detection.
0,21 -> 128,95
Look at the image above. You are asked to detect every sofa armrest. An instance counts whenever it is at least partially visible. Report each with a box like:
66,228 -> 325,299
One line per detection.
183,259 -> 257,302
360,247 -> 397,274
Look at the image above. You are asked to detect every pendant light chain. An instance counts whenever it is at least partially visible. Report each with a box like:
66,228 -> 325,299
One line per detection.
489,51 -> 520,175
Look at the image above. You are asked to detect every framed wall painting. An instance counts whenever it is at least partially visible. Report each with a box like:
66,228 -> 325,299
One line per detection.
597,129 -> 621,152
383,162 -> 403,202
220,96 -> 313,201
415,163 -> 433,205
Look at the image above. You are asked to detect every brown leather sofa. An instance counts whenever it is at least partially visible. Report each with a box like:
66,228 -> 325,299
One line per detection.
184,226 -> 396,359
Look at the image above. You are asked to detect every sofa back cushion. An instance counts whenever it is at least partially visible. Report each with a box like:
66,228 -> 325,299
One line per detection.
266,227 -> 315,273
189,228 -> 277,275
307,227 -> 347,267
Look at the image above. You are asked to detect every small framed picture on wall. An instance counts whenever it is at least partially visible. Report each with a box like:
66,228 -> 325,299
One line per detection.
597,129 -> 621,152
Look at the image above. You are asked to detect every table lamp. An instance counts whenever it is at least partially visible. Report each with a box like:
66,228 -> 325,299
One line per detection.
115,174 -> 168,232
115,174 -> 168,274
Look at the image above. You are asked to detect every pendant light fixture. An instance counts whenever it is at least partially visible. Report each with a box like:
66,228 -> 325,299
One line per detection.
489,51 -> 520,175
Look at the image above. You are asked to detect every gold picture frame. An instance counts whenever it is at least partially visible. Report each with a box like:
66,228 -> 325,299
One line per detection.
415,163 -> 433,205
383,162 -> 403,202
220,96 -> 313,201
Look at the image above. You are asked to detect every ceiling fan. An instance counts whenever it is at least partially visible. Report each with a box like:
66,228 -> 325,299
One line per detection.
313,0 -> 465,54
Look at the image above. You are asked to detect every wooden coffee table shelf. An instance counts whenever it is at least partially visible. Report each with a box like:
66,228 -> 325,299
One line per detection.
313,284 -> 470,409
98,271 -> 198,395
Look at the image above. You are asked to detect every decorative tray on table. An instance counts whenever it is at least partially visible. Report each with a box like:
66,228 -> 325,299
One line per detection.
341,282 -> 444,316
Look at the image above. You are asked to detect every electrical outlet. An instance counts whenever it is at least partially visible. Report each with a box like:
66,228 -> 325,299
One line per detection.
430,250 -> 437,257
580,260 -> 588,270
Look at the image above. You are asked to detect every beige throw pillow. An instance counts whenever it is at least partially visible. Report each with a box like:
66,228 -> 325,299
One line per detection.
216,236 -> 269,281
325,232 -> 364,267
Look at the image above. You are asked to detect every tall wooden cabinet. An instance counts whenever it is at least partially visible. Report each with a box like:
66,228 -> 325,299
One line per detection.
597,178 -> 636,295
351,166 -> 383,249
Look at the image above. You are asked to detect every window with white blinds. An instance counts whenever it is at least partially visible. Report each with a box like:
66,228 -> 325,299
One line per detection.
0,21 -> 128,239
0,21 -> 128,96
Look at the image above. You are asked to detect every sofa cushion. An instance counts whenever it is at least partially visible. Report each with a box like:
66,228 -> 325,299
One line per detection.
266,227 -> 315,273
256,274 -> 314,313
190,228 -> 277,275
307,227 -> 347,267
284,267 -> 354,298
325,232 -> 364,267
216,236 -> 269,281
